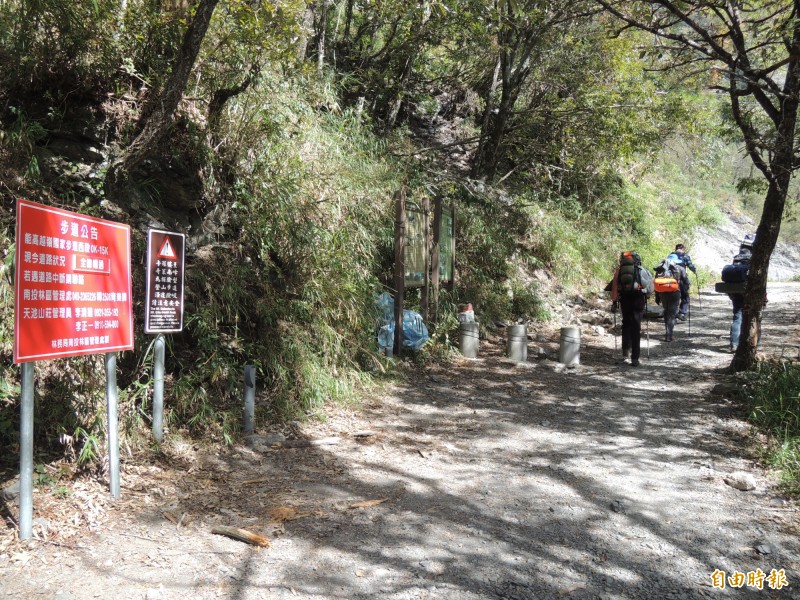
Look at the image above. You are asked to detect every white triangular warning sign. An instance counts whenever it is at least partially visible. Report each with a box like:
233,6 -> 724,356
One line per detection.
158,237 -> 176,259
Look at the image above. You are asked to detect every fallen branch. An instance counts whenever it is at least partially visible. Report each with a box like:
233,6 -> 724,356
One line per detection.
118,532 -> 160,543
351,430 -> 378,438
274,437 -> 341,449
349,498 -> 389,509
211,525 -> 270,547
268,506 -> 317,523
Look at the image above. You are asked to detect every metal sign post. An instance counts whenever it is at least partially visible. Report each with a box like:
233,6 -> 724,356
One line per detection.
144,229 -> 186,443
105,352 -> 120,498
19,362 -> 34,540
152,335 -> 165,442
243,365 -> 256,434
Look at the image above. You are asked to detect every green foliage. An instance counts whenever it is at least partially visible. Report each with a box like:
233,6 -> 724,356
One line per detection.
0,377 -> 19,447
156,73 -> 401,430
0,107 -> 47,179
33,463 -> 71,497
33,463 -> 55,486
0,0 -> 119,107
0,240 -> 13,358
453,187 -> 533,322
738,361 -> 800,496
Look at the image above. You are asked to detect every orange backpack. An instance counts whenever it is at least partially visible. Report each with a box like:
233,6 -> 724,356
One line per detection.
654,260 -> 680,293
654,276 -> 679,293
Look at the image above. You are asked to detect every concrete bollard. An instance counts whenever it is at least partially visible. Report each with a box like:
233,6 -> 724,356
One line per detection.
506,324 -> 528,362
243,365 -> 256,434
459,322 -> 480,358
559,326 -> 581,366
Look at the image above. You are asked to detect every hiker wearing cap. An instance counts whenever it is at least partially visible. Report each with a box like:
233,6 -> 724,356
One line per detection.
606,251 -> 654,367
667,243 -> 697,320
654,258 -> 689,342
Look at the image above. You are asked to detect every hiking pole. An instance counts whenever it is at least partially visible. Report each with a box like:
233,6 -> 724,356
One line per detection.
694,272 -> 702,307
688,302 -> 691,338
613,307 -> 618,352
646,297 -> 650,359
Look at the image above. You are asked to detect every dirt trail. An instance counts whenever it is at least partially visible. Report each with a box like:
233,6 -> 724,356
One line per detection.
2,285 -> 800,600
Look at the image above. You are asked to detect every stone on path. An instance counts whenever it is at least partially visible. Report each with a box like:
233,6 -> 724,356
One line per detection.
723,471 -> 757,491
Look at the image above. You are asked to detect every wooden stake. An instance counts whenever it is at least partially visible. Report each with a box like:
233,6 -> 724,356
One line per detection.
421,195 -> 430,321
431,196 -> 442,324
393,190 -> 406,355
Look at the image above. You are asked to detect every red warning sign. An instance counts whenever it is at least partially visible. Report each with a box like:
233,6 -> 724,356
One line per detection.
14,199 -> 134,363
157,237 -> 176,259
145,229 -> 185,333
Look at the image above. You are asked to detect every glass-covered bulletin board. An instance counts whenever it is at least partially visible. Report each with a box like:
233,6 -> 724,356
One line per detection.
402,204 -> 454,288
404,208 -> 427,288
439,209 -> 454,283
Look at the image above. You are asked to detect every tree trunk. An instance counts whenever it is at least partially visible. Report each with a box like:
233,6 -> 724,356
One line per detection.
472,66 -> 521,181
384,8 -> 430,132
471,55 -> 502,179
471,32 -> 532,181
384,54 -> 415,132
733,175 -> 791,370
105,0 -> 219,199
473,92 -> 513,180
297,6 -> 315,62
207,69 -> 258,191
207,69 -> 257,143
316,0 -> 328,71
342,0 -> 354,47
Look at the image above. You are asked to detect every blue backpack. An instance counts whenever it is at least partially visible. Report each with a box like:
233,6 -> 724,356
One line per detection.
721,251 -> 750,283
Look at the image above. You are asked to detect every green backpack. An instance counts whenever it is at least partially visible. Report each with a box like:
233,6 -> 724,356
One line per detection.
618,251 -> 642,294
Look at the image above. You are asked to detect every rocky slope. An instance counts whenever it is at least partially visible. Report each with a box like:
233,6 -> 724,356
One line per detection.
693,210 -> 800,280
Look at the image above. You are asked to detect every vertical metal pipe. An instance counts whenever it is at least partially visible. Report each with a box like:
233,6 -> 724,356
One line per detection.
152,335 -> 165,443
19,361 -> 34,540
105,352 -> 120,498
243,365 -> 256,435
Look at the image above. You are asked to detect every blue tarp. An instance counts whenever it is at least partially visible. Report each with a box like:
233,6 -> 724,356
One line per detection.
376,292 -> 429,351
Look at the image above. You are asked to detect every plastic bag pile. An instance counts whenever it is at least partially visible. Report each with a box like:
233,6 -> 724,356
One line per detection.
375,292 -> 429,351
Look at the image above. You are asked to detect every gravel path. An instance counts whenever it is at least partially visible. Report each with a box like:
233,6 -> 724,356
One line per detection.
1,284 -> 800,599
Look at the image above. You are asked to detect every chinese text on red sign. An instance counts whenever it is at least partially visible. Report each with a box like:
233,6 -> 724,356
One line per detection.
14,199 -> 133,363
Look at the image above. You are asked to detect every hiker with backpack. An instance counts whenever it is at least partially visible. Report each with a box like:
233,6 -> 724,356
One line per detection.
606,251 -> 654,366
667,243 -> 697,320
721,234 -> 756,353
653,258 -> 690,342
